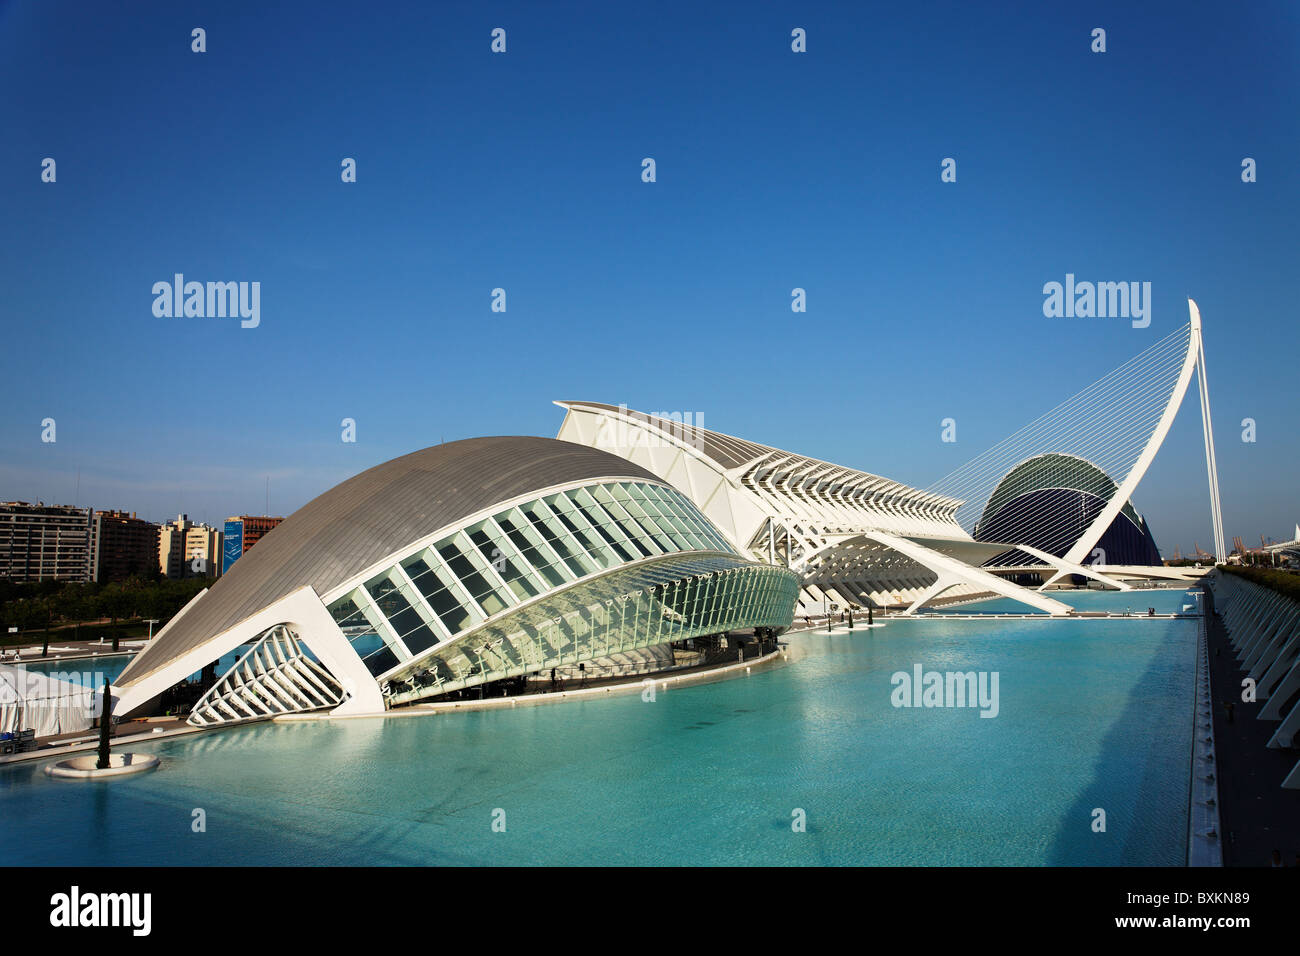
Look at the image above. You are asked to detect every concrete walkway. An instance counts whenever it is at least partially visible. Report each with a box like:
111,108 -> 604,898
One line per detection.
0,716 -> 205,767
1205,586 -> 1300,867
0,639 -> 145,665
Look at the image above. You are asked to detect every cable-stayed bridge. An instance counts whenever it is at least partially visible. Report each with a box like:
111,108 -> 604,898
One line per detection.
927,298 -> 1225,592
557,299 -> 1226,614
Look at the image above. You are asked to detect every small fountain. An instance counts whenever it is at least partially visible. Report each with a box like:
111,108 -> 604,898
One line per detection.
45,678 -> 160,779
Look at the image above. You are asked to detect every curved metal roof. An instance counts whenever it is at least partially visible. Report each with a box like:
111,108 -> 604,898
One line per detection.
117,437 -> 659,688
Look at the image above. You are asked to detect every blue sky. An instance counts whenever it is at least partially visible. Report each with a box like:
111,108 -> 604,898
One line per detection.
1,0 -> 1296,555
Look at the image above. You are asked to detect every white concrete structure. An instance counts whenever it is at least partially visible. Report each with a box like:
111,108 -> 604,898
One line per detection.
1262,525 -> 1300,564
46,753 -> 161,779
1205,570 -> 1300,789
555,401 -> 1072,615
557,300 -> 1222,613
113,438 -> 798,725
931,299 -> 1226,572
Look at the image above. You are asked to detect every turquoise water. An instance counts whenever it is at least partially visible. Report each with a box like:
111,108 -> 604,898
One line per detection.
17,653 -> 133,684
0,589 -> 1197,866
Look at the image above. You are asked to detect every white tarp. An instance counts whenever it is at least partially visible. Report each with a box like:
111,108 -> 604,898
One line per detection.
0,664 -> 97,737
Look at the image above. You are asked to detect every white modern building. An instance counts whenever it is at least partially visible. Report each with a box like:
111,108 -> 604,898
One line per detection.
113,437 -> 799,725
113,302 -> 1225,726
556,299 -> 1222,614
556,401 -> 1073,616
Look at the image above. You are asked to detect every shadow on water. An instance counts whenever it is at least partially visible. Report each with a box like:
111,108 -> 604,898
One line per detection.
1043,619 -> 1194,865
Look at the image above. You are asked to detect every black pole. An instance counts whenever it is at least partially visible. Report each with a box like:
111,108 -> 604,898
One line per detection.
96,677 -> 112,770
868,604 -> 874,626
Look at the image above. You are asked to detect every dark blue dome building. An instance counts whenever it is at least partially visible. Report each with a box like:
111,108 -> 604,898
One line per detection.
974,453 -> 1162,566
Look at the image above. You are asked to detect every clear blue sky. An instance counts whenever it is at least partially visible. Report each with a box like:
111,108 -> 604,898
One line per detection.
1,0 -> 1296,555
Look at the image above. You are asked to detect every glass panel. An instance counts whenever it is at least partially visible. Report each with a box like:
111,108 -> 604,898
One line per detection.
655,507 -> 704,550
495,510 -> 569,588
571,488 -> 640,562
362,644 -> 399,677
436,536 -> 513,617
404,552 -> 479,635
398,623 -> 439,656
650,484 -> 732,551
590,486 -> 655,557
364,570 -> 439,656
547,494 -> 618,568
348,630 -> 386,660
331,587 -> 407,662
520,502 -> 594,576
610,484 -> 675,552
581,509 -> 638,562
328,595 -> 369,630
633,486 -> 697,551
401,551 -> 445,595
677,501 -> 728,550
468,525 -> 541,601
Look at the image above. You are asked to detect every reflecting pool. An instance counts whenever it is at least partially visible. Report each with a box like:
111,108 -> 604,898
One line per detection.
0,589 -> 1196,866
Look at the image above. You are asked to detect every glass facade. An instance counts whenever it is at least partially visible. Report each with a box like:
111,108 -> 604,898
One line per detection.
326,480 -> 744,680
384,555 -> 798,705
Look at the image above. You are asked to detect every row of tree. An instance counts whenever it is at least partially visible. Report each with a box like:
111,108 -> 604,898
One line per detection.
1221,564 -> 1300,602
0,576 -> 210,637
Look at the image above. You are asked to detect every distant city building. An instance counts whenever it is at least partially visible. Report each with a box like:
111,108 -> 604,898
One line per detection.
90,510 -> 160,583
222,515 -> 285,574
158,515 -> 223,579
0,501 -> 92,583
158,516 -> 190,579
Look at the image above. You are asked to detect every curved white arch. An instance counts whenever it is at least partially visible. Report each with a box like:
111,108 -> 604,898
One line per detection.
1053,298 -> 1204,573
113,585 -> 386,719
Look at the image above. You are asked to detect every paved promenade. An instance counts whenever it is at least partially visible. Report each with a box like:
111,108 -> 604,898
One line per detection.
1205,586 -> 1300,867
0,637 -> 147,664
